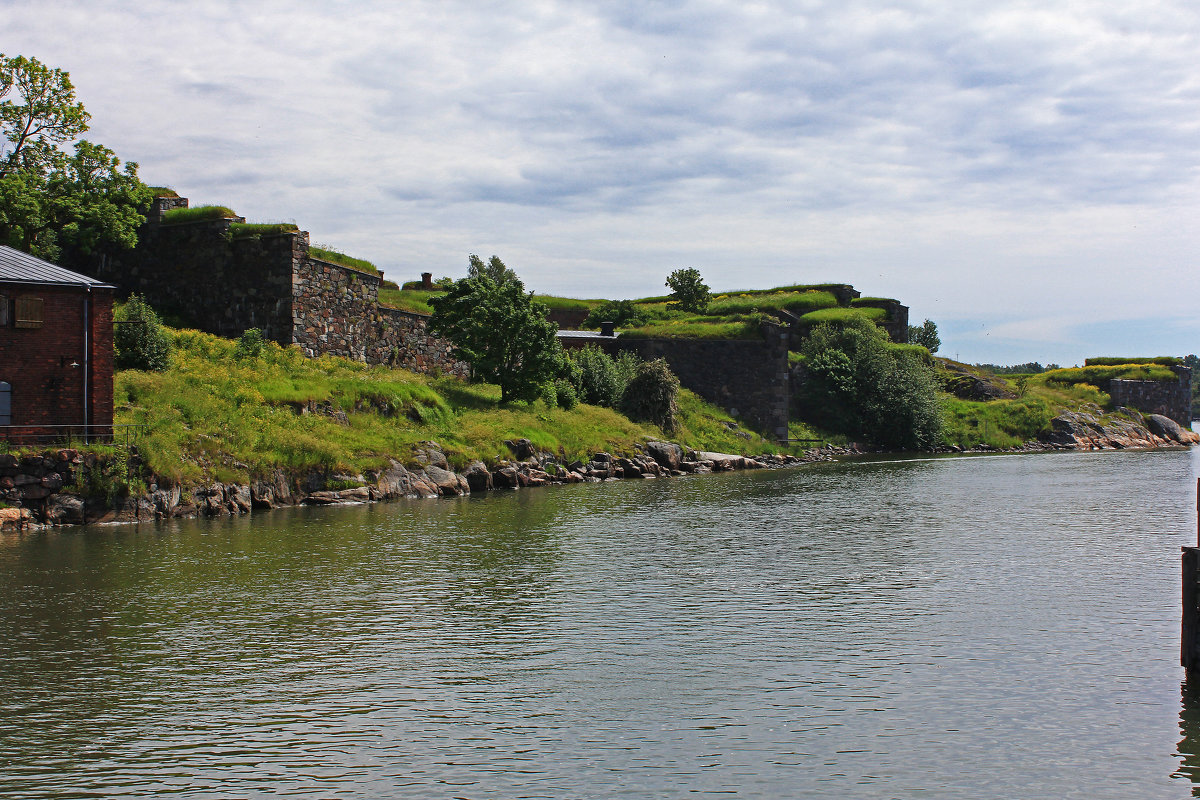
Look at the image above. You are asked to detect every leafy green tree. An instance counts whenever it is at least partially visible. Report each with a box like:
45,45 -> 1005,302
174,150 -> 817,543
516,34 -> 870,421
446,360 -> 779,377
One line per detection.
907,319 -> 940,353
429,256 -> 566,403
581,299 -> 648,329
798,317 -> 943,449
115,294 -> 170,372
0,54 -> 149,263
665,268 -> 711,313
0,54 -> 90,178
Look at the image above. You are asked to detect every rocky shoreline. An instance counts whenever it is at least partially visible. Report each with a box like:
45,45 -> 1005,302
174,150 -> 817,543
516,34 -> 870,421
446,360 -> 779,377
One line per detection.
0,438 -> 858,532
2,406 -> 1194,532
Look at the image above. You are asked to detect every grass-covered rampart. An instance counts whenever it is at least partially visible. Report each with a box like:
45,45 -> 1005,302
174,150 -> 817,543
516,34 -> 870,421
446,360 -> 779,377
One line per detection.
113,327 -> 793,486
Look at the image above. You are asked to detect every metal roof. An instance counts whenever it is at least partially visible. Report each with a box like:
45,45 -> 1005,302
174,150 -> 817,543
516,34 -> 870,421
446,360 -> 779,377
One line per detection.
0,245 -> 115,288
556,329 -> 621,339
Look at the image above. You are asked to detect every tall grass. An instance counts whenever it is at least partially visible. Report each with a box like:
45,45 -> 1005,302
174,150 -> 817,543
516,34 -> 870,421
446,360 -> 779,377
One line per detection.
308,245 -> 379,275
113,326 -> 788,484
161,205 -> 238,224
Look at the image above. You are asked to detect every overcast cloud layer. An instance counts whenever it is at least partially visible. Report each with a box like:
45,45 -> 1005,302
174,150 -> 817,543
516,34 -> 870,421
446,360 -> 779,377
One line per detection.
7,0 -> 1199,364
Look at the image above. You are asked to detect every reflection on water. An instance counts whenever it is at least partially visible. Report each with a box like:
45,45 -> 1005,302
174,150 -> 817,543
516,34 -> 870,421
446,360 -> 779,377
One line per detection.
1,448 -> 1198,799
1177,681 -> 1200,794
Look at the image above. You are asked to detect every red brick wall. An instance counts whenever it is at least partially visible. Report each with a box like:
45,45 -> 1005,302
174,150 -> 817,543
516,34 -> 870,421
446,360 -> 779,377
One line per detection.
0,284 -> 114,431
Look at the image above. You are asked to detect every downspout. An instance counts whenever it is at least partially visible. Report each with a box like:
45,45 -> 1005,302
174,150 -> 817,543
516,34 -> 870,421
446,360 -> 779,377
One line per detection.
83,286 -> 90,437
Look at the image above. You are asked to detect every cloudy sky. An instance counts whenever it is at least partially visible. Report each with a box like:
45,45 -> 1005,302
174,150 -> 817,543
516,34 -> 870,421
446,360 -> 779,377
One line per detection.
7,0 -> 1199,364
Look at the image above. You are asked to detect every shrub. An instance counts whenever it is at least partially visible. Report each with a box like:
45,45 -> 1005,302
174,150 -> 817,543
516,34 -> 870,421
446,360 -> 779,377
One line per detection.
554,378 -> 579,410
572,345 -> 624,407
620,358 -> 680,433
797,317 -> 943,449
582,299 -> 649,329
234,328 -> 265,359
115,294 -> 170,371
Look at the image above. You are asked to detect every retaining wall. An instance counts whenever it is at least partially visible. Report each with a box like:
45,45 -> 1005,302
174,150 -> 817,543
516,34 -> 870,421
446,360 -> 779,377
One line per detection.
1109,366 -> 1193,426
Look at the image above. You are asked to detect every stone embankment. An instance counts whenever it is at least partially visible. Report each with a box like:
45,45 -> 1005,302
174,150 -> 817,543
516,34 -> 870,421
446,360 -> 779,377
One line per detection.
0,440 -> 837,531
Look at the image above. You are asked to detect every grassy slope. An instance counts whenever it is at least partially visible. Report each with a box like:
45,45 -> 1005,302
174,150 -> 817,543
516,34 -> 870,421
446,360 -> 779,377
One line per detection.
115,328 -> 797,485
937,362 -> 1173,449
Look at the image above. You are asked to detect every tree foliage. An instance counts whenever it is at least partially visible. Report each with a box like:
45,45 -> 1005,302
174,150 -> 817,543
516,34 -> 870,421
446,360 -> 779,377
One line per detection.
798,317 -> 943,449
619,358 -> 680,433
907,318 -> 940,353
0,54 -> 149,263
429,255 -> 566,403
115,294 -> 171,372
665,268 -> 711,313
581,299 -> 648,330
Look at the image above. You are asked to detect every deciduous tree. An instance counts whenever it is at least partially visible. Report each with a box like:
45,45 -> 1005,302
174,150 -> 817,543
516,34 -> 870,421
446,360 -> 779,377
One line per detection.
429,256 -> 565,403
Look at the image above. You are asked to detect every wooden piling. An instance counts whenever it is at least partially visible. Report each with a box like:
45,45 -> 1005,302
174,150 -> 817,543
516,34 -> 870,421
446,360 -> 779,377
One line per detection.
1184,479 -> 1200,675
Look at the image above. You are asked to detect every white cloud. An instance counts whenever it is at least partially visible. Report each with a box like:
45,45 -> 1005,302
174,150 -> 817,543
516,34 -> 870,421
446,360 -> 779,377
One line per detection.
6,0 -> 1200,363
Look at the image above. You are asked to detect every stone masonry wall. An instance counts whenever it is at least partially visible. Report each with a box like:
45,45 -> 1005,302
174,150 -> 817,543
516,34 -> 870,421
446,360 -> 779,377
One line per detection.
95,219 -> 297,344
367,307 -> 469,378
607,322 -> 792,437
291,256 -> 379,360
1109,366 -> 1193,426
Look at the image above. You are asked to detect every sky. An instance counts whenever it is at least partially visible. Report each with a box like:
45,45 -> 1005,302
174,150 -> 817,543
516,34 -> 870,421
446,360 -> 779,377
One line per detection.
6,0 -> 1199,365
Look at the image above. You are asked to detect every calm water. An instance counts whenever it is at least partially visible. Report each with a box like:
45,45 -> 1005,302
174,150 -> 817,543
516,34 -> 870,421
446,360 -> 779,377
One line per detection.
2,447 -> 1200,798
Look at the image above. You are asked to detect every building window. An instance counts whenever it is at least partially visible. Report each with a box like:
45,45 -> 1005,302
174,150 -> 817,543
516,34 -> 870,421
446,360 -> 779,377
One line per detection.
0,294 -> 8,326
15,295 -> 43,329
0,382 -> 9,426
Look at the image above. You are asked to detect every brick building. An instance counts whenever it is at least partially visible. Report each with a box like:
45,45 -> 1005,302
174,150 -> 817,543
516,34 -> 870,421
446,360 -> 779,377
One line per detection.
0,246 -> 115,442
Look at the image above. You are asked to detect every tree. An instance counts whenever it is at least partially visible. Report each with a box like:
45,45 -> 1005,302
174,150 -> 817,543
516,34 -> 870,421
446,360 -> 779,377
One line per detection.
0,54 -> 90,178
665,268 -> 711,313
619,358 -> 680,433
0,55 -> 149,263
429,256 -> 566,403
907,318 -> 940,353
797,317 -> 943,449
581,299 -> 648,330
115,294 -> 170,372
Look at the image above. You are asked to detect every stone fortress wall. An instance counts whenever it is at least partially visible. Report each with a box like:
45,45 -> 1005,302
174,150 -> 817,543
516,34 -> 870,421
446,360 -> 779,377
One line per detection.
92,196 -> 1191,439
95,197 -> 467,378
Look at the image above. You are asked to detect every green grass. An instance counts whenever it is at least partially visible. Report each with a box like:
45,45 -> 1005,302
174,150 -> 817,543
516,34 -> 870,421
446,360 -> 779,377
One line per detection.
230,222 -> 299,238
378,288 -> 442,314
532,295 -> 604,312
308,245 -> 379,275
850,297 -> 900,309
148,187 -> 180,198
112,326 -> 789,484
1084,356 -> 1182,367
1043,364 -> 1178,385
161,205 -> 238,224
707,290 -> 839,316
619,314 -> 766,340
797,307 -> 887,326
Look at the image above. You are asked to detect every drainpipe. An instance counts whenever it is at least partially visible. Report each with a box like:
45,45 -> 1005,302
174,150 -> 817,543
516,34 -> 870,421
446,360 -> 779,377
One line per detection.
83,286 -> 90,436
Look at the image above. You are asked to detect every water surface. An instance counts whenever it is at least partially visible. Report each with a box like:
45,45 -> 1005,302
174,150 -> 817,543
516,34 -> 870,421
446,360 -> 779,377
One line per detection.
2,448 -> 1199,798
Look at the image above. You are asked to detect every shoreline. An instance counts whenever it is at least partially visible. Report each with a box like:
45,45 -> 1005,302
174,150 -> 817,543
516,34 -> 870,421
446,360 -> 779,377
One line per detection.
2,408 -> 1195,533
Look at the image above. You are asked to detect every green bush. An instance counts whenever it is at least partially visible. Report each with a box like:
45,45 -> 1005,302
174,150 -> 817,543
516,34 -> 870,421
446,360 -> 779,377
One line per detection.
554,378 -> 579,410
572,345 -> 624,407
234,328 -> 265,359
114,294 -> 171,371
582,299 -> 649,329
797,317 -> 942,449
620,358 -> 680,433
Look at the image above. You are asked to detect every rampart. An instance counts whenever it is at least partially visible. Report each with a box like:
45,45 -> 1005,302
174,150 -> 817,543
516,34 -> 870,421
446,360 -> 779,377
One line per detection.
1108,366 -> 1193,427
566,322 -> 791,437
93,197 -> 465,378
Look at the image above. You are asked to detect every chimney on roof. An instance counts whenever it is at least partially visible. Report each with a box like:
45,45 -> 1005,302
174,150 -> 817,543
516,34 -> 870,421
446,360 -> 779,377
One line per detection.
421,272 -> 433,290
600,321 -> 615,337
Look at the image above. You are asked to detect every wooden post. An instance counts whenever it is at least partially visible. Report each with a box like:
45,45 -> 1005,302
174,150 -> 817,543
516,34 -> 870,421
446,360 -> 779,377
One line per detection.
1185,480 -> 1200,675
